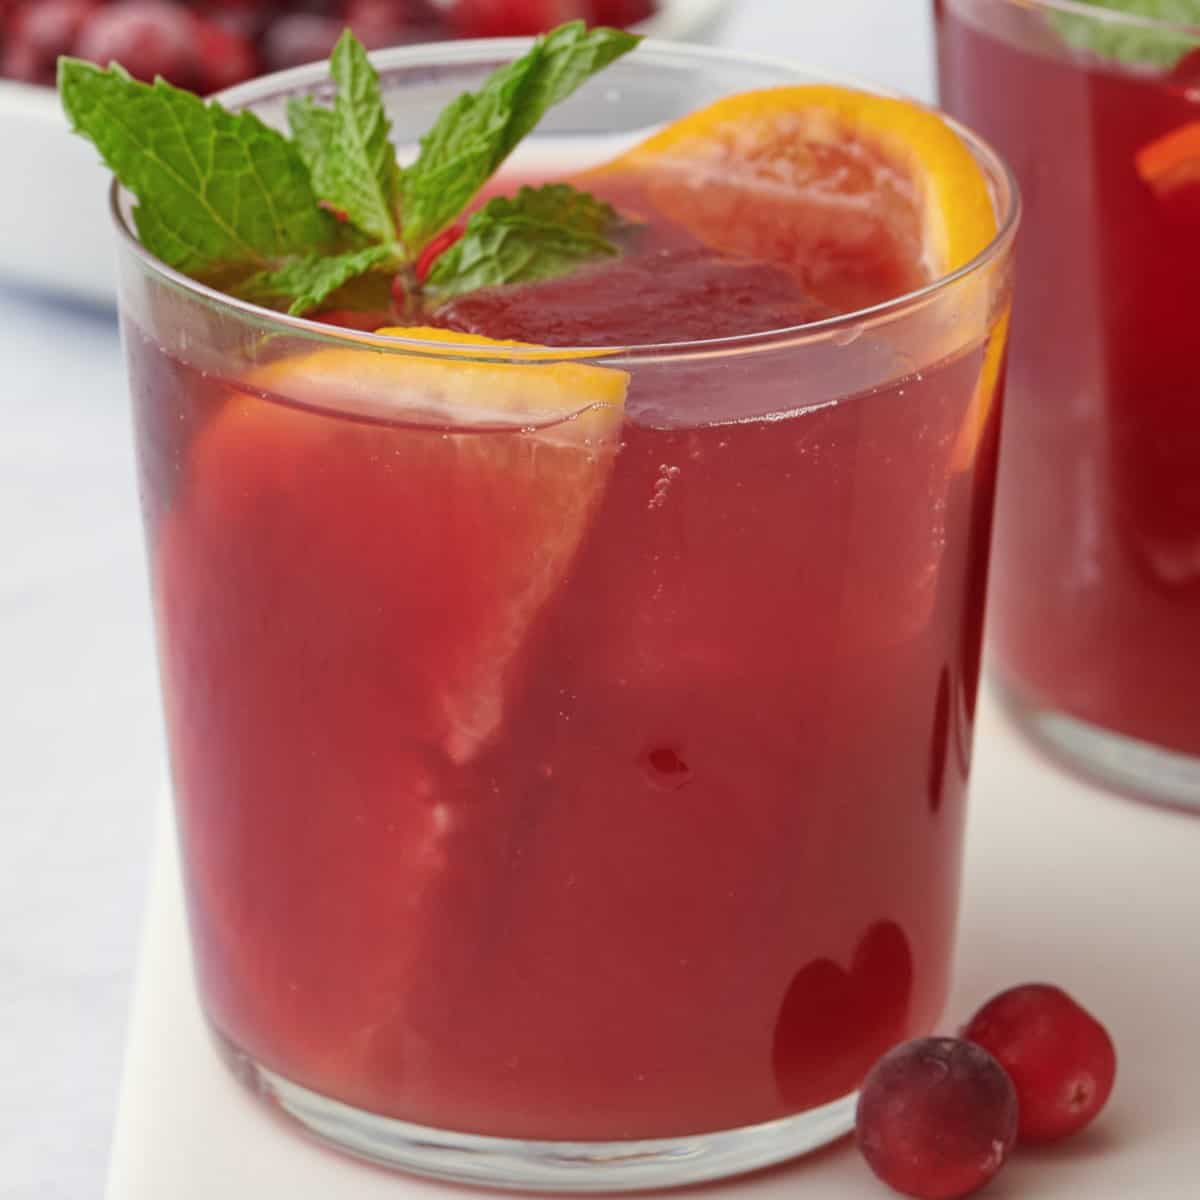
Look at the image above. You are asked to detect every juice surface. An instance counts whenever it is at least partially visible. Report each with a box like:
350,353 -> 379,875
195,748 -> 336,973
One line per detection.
132,153 -> 1000,1139
937,2 -> 1200,756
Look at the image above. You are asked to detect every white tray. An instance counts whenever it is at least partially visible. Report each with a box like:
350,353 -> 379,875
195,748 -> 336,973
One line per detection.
104,691 -> 1200,1199
0,0 -> 729,307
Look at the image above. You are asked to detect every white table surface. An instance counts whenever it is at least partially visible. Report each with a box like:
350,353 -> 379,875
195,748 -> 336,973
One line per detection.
0,287 -> 162,1200
6,4 -> 944,1197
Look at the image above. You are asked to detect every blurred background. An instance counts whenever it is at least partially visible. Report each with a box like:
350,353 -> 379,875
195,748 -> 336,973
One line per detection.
0,3 -> 932,1196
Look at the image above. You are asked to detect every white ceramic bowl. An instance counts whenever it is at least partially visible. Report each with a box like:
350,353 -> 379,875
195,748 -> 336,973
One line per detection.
0,0 -> 730,306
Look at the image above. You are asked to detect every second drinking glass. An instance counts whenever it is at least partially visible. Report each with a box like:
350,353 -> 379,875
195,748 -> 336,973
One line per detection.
936,0 -> 1200,806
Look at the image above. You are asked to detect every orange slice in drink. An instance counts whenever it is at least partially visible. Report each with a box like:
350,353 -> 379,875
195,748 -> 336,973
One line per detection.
1135,121 -> 1200,197
586,85 -> 1005,467
160,329 -> 626,1100
178,326 -> 626,764
590,85 -> 997,306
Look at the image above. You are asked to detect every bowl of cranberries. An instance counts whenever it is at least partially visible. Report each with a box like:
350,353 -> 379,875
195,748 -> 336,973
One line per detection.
0,1 -> 732,91
0,0 -> 730,301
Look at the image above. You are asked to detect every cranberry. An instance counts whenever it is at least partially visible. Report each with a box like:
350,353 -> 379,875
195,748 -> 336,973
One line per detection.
1,0 -> 98,86
260,12 -> 342,72
856,1037 -> 1018,1200
75,1 -> 199,87
192,17 -> 260,94
588,0 -> 654,27
962,984 -> 1117,1144
194,0 -> 281,41
341,0 -> 414,48
773,921 -> 913,1112
450,0 -> 587,38
640,746 -> 691,790
0,0 -> 22,37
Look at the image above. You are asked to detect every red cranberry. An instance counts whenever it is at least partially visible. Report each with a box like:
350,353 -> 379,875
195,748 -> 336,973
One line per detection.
588,0 -> 654,26
962,984 -> 1117,1145
75,1 -> 199,87
342,0 -> 413,48
450,0 -> 587,38
194,0 -> 281,41
640,745 -> 692,790
856,1037 -> 1018,1200
0,0 -> 23,37
192,18 -> 260,94
2,0 -> 98,86
400,0 -> 446,35
260,12 -> 342,72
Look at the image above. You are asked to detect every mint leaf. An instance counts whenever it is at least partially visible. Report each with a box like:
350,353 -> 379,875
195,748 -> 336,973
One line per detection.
425,184 -> 620,299
1048,0 -> 1200,69
485,182 -> 619,234
287,32 -> 399,242
237,244 -> 398,315
287,96 -> 335,182
61,26 -> 642,317
58,59 -> 334,275
400,22 -> 639,252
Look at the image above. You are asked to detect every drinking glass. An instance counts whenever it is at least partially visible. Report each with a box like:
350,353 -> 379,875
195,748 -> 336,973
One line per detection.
936,0 -> 1200,807
115,39 -> 1017,1189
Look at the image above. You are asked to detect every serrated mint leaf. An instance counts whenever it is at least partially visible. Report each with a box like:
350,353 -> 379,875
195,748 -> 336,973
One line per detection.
497,21 -> 640,154
289,32 -> 399,242
400,22 -> 639,253
425,184 -> 619,299
287,96 -> 335,180
486,182 -> 619,234
58,59 -> 334,275
1048,0 -> 1200,70
236,244 -> 398,315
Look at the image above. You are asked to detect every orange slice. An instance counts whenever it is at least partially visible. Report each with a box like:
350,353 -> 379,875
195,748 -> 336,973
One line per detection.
176,327 -> 627,764
590,86 -> 997,307
588,86 -> 1005,468
1135,121 -> 1200,197
242,325 -> 627,441
162,328 -> 628,1097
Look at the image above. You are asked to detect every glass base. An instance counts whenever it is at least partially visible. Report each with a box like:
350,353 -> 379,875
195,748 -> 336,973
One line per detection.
216,1032 -> 857,1192
996,679 -> 1200,812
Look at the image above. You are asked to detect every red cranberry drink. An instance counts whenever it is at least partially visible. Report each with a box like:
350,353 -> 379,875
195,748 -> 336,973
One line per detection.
936,0 -> 1200,806
62,27 -> 1016,1190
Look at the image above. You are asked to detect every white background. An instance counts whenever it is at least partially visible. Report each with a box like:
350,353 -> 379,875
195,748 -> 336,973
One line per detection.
3,4 -> 936,1196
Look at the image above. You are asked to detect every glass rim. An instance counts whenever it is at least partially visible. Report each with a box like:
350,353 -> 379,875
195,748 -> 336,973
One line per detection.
109,36 -> 1020,366
990,0 -> 1200,37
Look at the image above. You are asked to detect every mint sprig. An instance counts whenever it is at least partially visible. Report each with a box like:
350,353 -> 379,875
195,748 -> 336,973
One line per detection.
289,33 -> 399,244
1047,0 -> 1200,70
426,185 -> 620,299
58,60 -> 336,276
400,22 -> 639,252
58,22 -> 640,317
